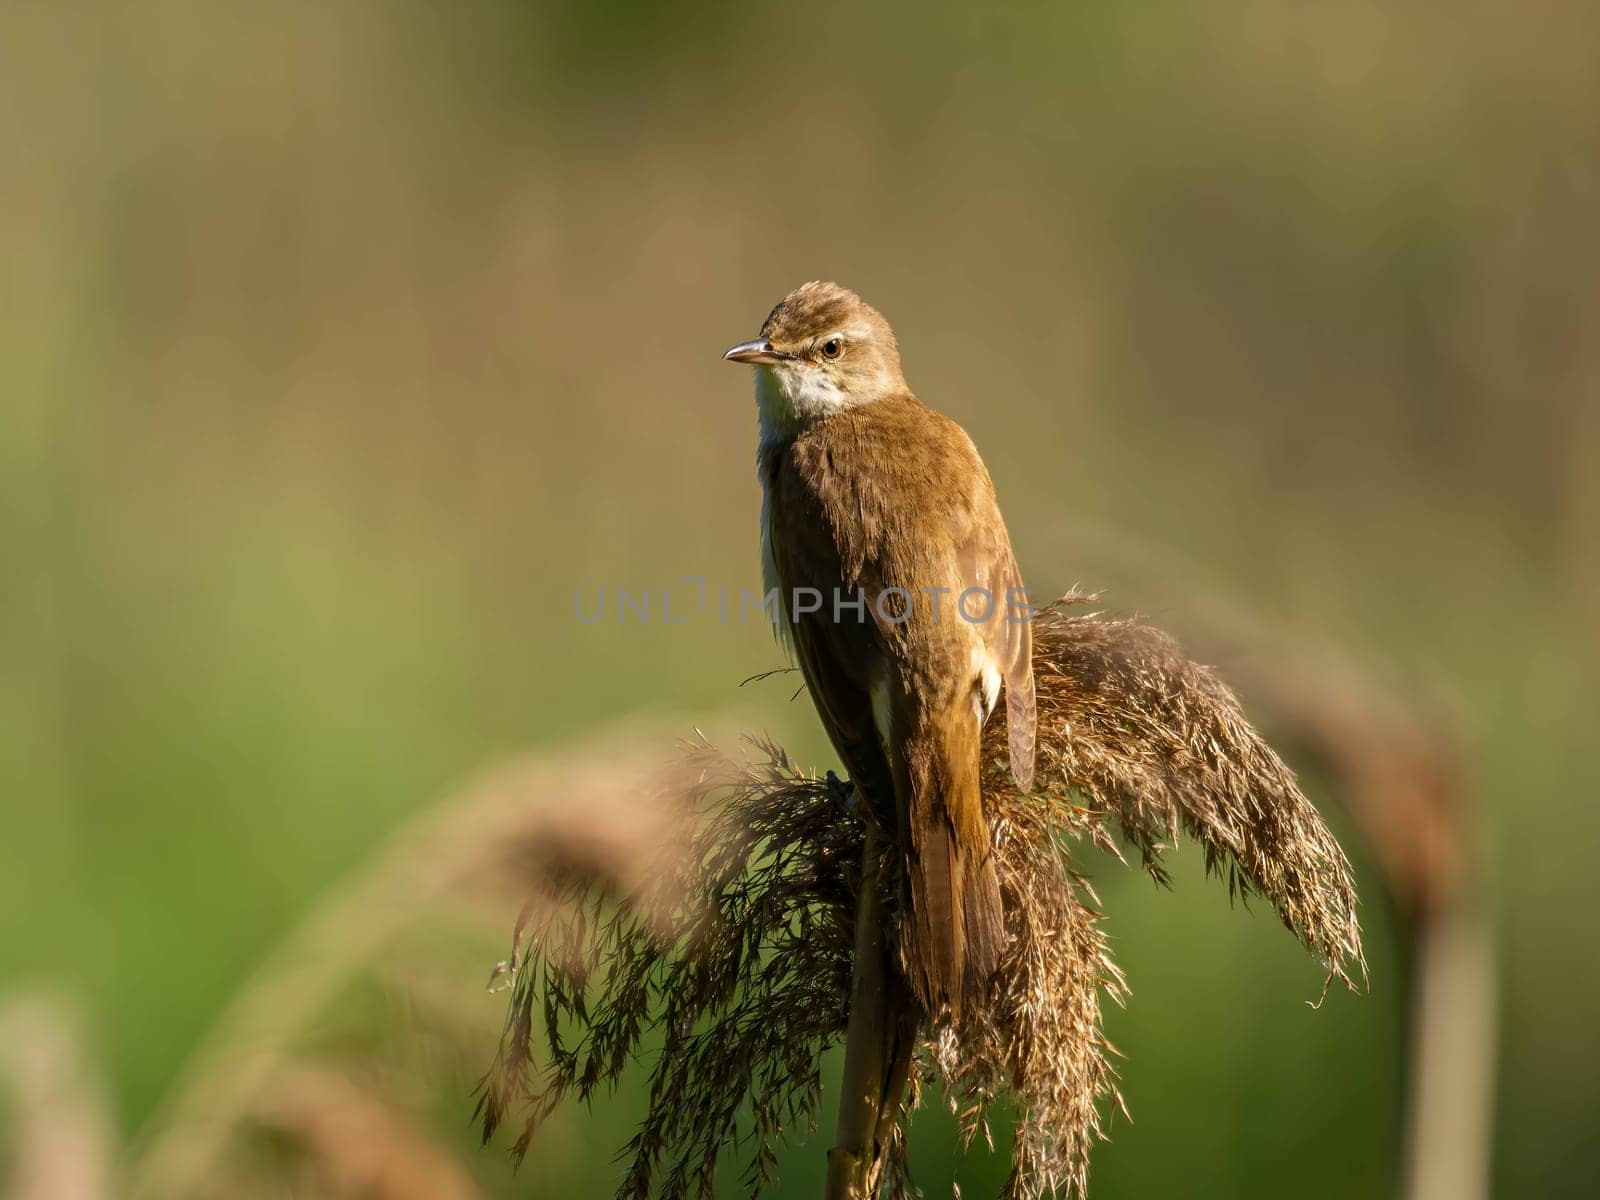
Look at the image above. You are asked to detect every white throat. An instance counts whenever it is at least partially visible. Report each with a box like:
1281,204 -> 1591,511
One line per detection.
755,363 -> 859,446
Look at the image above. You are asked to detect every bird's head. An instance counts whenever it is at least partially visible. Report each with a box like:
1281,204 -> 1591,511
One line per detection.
724,281 -> 908,435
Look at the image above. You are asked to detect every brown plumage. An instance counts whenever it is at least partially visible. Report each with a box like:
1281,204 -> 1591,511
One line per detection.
727,282 -> 1035,1015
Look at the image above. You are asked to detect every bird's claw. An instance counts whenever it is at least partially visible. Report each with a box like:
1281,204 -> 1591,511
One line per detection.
825,770 -> 858,816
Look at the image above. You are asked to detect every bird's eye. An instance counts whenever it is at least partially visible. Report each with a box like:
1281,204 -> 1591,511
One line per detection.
820,338 -> 843,360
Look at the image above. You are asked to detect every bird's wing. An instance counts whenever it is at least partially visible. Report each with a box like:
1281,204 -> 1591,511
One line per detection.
957,516 -> 1036,792
925,411 -> 1035,793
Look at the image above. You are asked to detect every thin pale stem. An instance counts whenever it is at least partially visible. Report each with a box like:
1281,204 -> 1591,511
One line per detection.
826,825 -> 915,1199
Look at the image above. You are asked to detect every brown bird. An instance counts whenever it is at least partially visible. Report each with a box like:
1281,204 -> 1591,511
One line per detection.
725,281 -> 1035,1015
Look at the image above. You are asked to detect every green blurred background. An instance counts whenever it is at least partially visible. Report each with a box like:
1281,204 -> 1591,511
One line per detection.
3,1 -> 1597,1196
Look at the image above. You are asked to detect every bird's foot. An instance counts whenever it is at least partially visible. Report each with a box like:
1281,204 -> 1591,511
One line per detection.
825,770 -> 859,816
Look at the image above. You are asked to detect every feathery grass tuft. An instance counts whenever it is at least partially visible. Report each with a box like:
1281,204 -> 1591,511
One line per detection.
478,739 -> 860,1198
479,594 -> 1366,1197
1013,593 -> 1366,991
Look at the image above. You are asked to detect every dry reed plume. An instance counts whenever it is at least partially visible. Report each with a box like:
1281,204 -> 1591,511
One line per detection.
125,727 -> 705,1200
479,593 -> 1366,1198
0,993 -> 115,1200
1046,529 -> 1491,1200
92,583 -> 1474,1200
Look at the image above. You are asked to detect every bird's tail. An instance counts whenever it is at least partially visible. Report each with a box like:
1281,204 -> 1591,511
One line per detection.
897,710 -> 1004,1017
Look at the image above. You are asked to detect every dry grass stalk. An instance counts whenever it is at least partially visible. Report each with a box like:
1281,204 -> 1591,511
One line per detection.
825,819 -> 916,1200
127,725 -> 704,1200
0,992 -> 115,1200
479,593 -> 1365,1198
254,1065 -> 484,1200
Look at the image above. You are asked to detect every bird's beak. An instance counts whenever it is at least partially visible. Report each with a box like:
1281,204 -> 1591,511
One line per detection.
722,338 -> 794,365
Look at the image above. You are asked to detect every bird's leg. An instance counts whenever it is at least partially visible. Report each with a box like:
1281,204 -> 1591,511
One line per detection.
826,769 -> 859,817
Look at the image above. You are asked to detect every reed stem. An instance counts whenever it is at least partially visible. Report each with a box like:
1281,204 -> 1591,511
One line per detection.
826,824 -> 915,1199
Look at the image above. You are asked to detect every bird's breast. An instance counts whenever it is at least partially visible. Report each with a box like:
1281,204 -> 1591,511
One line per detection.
756,440 -> 796,660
